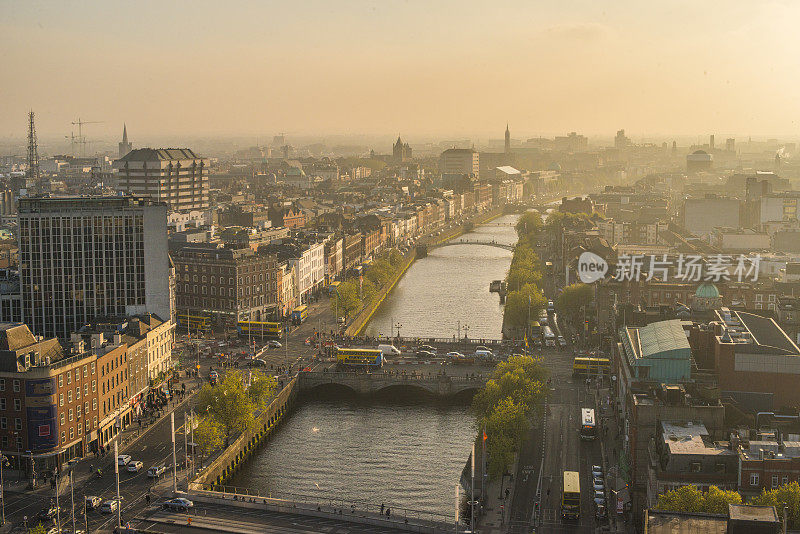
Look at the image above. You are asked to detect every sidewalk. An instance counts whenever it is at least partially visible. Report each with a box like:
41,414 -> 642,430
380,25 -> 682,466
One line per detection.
597,384 -> 629,533
476,454 -> 519,533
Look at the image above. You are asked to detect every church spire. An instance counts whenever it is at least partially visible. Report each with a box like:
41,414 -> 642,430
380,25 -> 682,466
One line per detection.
504,123 -> 511,154
122,124 -> 128,144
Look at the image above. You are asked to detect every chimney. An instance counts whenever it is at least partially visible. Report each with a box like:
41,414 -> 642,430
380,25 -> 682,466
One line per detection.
113,333 -> 122,345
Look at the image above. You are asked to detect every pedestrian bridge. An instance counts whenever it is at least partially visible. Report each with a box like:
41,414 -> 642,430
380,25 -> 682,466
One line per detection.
298,370 -> 486,398
427,239 -> 514,251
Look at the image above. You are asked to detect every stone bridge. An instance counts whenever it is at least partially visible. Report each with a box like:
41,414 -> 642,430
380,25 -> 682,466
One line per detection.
430,239 -> 514,251
298,370 -> 486,397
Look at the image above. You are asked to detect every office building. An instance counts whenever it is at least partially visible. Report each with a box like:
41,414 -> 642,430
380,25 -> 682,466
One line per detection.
114,148 -> 210,210
440,148 -> 479,178
17,196 -> 171,339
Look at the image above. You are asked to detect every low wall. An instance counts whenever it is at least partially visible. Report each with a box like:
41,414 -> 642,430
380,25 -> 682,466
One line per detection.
192,377 -> 299,488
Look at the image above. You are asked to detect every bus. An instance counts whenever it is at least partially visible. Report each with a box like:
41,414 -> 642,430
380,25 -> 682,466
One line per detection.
236,321 -> 283,339
580,408 -> 597,441
328,281 -> 341,295
562,470 -> 581,520
177,313 -> 211,333
543,325 -> 556,347
291,305 -> 309,325
336,348 -> 384,368
572,357 -> 611,376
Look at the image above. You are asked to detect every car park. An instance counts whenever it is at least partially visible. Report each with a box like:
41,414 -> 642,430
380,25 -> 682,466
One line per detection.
85,496 -> 102,510
148,465 -> 167,478
126,460 -> 143,473
163,498 -> 194,512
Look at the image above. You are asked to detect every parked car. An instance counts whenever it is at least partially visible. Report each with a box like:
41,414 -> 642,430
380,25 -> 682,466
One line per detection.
593,490 -> 605,506
474,345 -> 490,352
592,479 -> 605,492
85,496 -> 102,510
163,498 -> 194,512
127,460 -> 143,473
247,358 -> 267,367
148,465 -> 167,478
558,336 -> 567,347
100,499 -> 121,514
117,454 -> 131,467
596,503 -> 607,520
592,465 -> 603,478
268,340 -> 282,348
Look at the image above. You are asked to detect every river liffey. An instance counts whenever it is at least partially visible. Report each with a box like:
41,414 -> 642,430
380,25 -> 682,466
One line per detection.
365,214 -> 520,341
228,398 -> 475,519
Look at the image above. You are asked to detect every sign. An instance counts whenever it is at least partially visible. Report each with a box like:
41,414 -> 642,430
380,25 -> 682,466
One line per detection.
577,251 -> 608,283
617,496 -> 624,514
38,424 -> 50,437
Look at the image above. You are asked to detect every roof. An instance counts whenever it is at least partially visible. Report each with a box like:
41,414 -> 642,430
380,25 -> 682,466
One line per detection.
441,148 -> 477,155
695,282 -> 720,299
118,148 -> 203,162
728,504 -> 778,523
637,319 -> 691,359
645,511 -> 726,534
496,165 -> 521,175
0,323 -> 37,350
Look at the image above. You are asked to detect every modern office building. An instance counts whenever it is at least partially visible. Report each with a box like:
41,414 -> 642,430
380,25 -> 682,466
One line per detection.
440,148 -> 479,178
17,196 -> 171,339
114,148 -> 210,210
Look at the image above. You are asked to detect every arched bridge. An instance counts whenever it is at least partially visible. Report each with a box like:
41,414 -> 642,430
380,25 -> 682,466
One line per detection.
298,371 -> 487,397
430,239 -> 514,251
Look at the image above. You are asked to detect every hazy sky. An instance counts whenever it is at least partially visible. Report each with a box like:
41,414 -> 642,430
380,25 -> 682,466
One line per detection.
2,0 -> 799,141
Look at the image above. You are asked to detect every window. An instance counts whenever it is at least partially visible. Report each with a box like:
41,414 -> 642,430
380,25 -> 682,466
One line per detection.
773,475 -> 779,488
67,371 -> 72,384
69,409 -> 73,422
751,473 -> 760,486
84,364 -> 88,378
69,428 -> 74,440
61,431 -> 65,444
92,380 -> 96,392
12,380 -> 19,393
91,362 -> 95,375
14,418 -> 21,431
0,399 -> 5,410
58,375 -> 63,387
0,417 -> 6,429
60,413 -> 64,425
59,393 -> 64,407
84,384 -> 88,396
13,399 -> 20,411
92,399 -> 97,411
783,476 -> 789,485
0,379 -> 4,392
690,462 -> 701,473
67,391 -> 72,403
77,422 -> 82,434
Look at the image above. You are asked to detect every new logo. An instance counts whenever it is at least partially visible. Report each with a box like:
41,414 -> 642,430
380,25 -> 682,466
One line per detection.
577,252 -> 608,283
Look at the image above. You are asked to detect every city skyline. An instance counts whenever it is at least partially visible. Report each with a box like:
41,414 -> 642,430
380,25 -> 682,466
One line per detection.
2,1 -> 800,139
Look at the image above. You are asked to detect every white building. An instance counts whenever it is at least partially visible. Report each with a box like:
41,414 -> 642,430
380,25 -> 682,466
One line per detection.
291,241 -> 325,303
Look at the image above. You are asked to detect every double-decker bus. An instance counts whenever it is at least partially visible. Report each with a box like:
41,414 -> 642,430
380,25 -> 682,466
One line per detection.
562,470 -> 581,520
291,305 -> 309,325
177,313 -> 211,334
572,357 -> 610,376
236,321 -> 283,339
580,407 -> 597,441
336,348 -> 384,368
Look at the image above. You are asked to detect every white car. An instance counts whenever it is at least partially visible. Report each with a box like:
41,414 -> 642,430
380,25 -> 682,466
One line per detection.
100,499 -> 120,513
446,351 -> 465,359
85,495 -> 102,510
148,465 -> 167,478
117,454 -> 131,467
268,340 -> 282,348
126,460 -> 143,473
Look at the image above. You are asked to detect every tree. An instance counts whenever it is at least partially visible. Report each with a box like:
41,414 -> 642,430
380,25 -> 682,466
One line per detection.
483,397 -> 529,479
751,481 -> 800,529
555,283 -> 594,321
28,524 -> 46,534
194,416 -> 224,465
196,371 -> 258,446
473,354 -> 549,419
503,284 -> 547,331
515,212 -> 543,247
656,485 -> 742,515
330,279 -> 362,319
247,371 -> 278,407
506,265 -> 542,293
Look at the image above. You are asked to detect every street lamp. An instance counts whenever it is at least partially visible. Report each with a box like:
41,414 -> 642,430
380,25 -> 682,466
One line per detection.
394,322 -> 402,343
0,453 -> 8,525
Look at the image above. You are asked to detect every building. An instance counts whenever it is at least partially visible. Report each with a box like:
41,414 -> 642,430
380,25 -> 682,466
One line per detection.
290,241 -> 325,304
118,124 -> 132,159
682,196 -> 741,236
644,505 -> 780,534
504,124 -> 511,154
646,421 -> 738,507
18,196 -> 172,340
686,150 -> 713,173
737,433 -> 800,498
712,228 -> 770,252
393,136 -> 412,163
618,319 -> 692,386
440,148 -> 479,178
171,244 -> 279,327
114,148 -> 210,210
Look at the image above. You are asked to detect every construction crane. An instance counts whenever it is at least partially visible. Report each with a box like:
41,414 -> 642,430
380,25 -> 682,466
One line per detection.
71,118 -> 104,157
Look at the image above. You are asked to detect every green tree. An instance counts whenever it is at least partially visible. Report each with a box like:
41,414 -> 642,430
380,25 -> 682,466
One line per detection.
483,397 -> 529,479
555,283 -> 594,321
196,371 -> 260,446
503,284 -> 547,331
656,485 -> 742,515
194,416 -> 224,464
506,265 -> 542,292
751,481 -> 800,529
247,371 -> 278,407
28,524 -> 46,534
473,354 -> 549,419
702,486 -> 743,514
330,279 -> 362,319
515,212 -> 543,247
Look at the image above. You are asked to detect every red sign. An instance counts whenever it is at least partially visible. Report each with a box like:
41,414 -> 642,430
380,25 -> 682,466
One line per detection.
38,424 -> 50,437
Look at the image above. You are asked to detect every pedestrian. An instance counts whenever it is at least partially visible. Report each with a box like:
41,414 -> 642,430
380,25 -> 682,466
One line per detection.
380,503 -> 385,514
386,508 -> 391,518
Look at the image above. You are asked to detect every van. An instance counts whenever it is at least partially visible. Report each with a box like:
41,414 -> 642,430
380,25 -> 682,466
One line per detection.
475,349 -> 495,359
377,344 -> 401,356
117,454 -> 131,467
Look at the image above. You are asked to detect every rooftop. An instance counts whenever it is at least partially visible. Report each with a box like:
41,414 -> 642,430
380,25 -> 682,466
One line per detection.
644,511 -> 726,534
728,504 -> 779,523
716,309 -> 800,354
118,148 -> 204,162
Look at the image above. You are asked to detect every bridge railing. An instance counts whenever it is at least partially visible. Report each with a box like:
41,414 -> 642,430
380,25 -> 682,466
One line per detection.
369,335 -> 525,347
191,483 -> 457,532
301,370 -> 488,383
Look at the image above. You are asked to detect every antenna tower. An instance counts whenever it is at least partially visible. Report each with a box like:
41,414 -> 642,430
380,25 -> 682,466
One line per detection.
27,111 -> 40,184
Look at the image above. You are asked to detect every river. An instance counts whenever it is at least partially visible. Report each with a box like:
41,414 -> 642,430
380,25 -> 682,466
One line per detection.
230,215 -> 519,518
365,213 -> 520,340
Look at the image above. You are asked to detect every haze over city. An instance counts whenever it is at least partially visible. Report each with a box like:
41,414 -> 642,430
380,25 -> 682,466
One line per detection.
3,0 -> 800,141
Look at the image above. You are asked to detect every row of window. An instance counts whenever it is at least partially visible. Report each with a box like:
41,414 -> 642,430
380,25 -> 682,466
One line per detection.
749,473 -> 790,488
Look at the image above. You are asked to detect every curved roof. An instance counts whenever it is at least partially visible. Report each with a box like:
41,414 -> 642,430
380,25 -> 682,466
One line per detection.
695,282 -> 720,299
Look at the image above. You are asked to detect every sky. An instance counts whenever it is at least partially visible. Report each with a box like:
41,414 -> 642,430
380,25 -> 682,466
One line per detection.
1,0 -> 799,143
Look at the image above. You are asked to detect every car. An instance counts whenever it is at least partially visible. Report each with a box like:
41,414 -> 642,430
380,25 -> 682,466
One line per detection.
416,350 -> 436,358
163,498 -> 194,512
592,479 -> 605,492
268,340 -> 282,348
474,345 -> 490,352
558,336 -> 567,347
100,499 -> 120,513
127,460 -> 143,473
593,470 -> 604,482
38,504 -> 64,520
592,465 -> 603,477
247,358 -> 267,367
418,344 -> 436,353
117,454 -> 131,467
446,351 -> 465,359
148,465 -> 167,478
533,338 -> 542,347
596,503 -> 607,520
85,495 -> 102,510
593,490 -> 605,506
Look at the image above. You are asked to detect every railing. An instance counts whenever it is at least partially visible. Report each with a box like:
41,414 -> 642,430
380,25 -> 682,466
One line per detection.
191,483 -> 456,532
301,370 -> 488,383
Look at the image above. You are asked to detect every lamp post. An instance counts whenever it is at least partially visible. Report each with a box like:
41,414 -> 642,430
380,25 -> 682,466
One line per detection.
394,322 -> 402,344
0,453 -> 7,525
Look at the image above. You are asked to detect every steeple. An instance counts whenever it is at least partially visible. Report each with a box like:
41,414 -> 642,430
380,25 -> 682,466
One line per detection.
122,124 -> 128,145
118,123 -> 132,159
504,123 -> 511,154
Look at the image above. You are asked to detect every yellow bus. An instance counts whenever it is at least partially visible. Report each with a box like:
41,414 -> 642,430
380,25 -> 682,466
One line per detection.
562,470 -> 581,520
291,305 -> 309,325
237,321 -> 283,339
572,357 -> 610,376
177,313 -> 211,333
336,348 -> 383,368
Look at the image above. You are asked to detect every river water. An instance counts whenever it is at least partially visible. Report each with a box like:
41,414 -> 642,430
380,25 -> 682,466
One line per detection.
230,215 -> 519,517
365,213 -> 520,340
